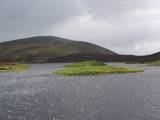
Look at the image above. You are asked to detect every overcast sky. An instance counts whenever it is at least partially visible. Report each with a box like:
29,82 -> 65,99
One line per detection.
0,0 -> 160,55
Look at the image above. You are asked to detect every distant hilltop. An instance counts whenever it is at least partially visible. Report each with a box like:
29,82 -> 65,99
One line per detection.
0,36 -> 117,63
0,36 -> 159,63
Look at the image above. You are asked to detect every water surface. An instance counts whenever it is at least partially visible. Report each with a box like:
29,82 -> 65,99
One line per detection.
0,63 -> 160,120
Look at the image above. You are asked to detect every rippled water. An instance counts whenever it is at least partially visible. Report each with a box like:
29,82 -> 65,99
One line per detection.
0,63 -> 160,120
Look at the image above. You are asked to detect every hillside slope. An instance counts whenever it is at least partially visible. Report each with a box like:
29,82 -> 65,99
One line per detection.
0,36 -> 117,63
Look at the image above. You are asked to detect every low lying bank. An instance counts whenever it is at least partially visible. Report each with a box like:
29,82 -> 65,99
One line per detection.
0,63 -> 28,72
52,61 -> 143,76
65,61 -> 106,67
147,60 -> 160,66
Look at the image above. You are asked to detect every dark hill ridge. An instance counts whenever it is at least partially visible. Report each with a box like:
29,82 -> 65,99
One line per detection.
0,36 -> 117,63
47,53 -> 160,63
0,36 -> 73,45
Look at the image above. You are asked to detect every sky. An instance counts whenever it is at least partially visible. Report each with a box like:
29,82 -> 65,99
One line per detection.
0,0 -> 160,55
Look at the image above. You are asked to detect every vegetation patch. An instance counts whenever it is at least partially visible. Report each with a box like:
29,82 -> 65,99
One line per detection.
0,63 -> 28,72
53,61 -> 143,76
147,60 -> 160,66
65,60 -> 107,67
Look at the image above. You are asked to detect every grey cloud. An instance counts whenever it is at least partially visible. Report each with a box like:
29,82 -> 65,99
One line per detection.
79,0 -> 151,18
0,0 -> 81,40
0,0 -> 160,55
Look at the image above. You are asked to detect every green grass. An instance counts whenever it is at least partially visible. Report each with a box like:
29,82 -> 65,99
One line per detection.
147,60 -> 160,66
0,63 -> 28,72
53,61 -> 143,76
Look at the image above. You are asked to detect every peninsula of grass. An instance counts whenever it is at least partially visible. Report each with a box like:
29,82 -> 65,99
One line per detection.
147,60 -> 160,66
53,61 -> 143,76
0,63 -> 28,72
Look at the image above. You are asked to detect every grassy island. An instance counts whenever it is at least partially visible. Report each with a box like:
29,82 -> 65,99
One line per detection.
53,61 -> 143,76
0,63 -> 28,72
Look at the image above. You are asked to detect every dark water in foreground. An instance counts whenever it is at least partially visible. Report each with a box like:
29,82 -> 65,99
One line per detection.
0,63 -> 160,120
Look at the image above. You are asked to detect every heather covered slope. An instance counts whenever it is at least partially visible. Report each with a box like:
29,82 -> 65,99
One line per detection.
1,36 -> 159,63
0,36 -> 117,63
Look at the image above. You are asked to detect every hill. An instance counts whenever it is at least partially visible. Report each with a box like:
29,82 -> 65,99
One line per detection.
0,36 -> 117,63
47,52 -> 160,63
